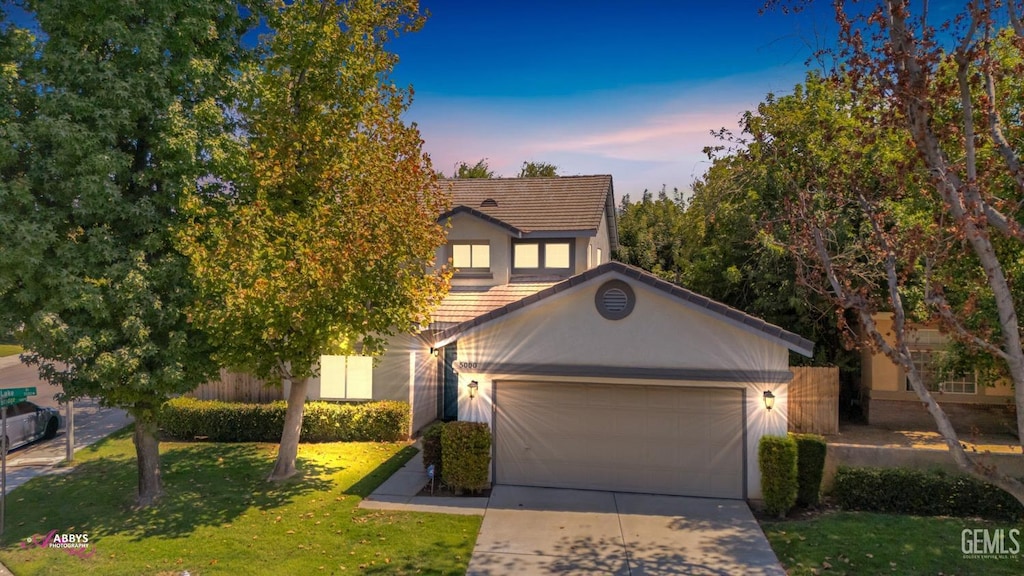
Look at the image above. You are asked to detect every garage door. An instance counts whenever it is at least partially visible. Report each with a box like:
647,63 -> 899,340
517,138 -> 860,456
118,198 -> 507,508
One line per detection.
495,382 -> 744,499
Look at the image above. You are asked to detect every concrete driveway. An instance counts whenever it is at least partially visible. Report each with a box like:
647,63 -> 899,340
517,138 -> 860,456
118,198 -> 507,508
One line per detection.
467,486 -> 784,576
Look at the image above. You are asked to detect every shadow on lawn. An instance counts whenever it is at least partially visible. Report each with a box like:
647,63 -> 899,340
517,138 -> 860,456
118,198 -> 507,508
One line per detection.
344,445 -> 418,498
2,442 -> 343,545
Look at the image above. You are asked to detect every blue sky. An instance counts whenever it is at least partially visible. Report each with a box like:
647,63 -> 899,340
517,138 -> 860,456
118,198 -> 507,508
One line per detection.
390,1 -> 840,197
3,0 -> 842,198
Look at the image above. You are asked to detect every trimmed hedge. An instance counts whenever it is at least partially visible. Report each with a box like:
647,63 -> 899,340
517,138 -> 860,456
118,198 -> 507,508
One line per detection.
440,421 -> 491,494
759,434 -> 798,518
160,397 -> 410,443
832,466 -> 1024,521
791,433 -> 827,507
421,423 -> 443,482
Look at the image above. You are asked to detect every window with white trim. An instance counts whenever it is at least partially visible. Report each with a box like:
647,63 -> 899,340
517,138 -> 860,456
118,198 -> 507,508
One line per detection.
904,330 -> 976,394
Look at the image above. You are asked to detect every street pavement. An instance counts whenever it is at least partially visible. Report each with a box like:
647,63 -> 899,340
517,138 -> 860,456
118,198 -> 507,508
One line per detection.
0,355 -> 133,491
0,355 -> 132,575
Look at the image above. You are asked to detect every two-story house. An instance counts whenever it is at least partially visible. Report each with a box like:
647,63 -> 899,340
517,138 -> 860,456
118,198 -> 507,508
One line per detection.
304,175 -> 813,500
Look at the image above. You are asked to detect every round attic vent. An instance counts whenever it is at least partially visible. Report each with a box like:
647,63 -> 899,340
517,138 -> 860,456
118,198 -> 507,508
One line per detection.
595,280 -> 635,320
480,198 -> 498,208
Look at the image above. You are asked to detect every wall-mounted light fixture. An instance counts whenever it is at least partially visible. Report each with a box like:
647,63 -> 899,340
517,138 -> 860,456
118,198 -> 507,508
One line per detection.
467,380 -> 479,399
763,390 -> 776,411
428,347 -> 439,357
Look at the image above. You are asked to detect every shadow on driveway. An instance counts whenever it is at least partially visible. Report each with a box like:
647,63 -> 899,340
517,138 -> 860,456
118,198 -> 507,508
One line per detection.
468,486 -> 784,575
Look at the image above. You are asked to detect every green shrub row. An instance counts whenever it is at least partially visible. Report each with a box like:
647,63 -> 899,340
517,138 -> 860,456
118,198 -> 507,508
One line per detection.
160,397 -> 410,443
791,433 -> 827,507
832,466 -> 1024,521
759,435 -> 798,518
440,421 -> 491,494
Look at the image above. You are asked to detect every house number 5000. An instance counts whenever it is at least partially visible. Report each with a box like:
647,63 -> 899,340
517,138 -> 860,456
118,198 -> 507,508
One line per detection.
457,362 -> 479,370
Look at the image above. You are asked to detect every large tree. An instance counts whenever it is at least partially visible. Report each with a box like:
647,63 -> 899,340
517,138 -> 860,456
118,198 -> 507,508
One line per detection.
615,187 -> 687,280
518,161 -> 558,177
763,0 -> 1024,503
0,1 -> 251,506
181,0 -> 450,481
453,158 -> 495,178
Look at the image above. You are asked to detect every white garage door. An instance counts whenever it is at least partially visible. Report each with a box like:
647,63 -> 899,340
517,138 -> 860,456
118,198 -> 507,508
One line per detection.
495,381 -> 745,499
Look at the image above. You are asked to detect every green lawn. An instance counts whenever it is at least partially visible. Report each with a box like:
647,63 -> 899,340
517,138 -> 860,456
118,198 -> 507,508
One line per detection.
0,344 -> 21,357
0,431 -> 481,575
763,510 -> 1024,575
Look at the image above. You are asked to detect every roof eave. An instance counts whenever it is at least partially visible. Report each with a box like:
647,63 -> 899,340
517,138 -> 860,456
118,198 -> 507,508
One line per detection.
438,205 -> 523,237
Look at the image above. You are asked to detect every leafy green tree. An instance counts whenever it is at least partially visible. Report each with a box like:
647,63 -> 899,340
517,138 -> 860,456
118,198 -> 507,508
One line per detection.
0,1 -> 251,506
518,161 -> 558,177
453,158 -> 494,178
615,187 -> 686,280
685,144 -> 854,369
181,0 -> 450,480
764,0 -> 1024,503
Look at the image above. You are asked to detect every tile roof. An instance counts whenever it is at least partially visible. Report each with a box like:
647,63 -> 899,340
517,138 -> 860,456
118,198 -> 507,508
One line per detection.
430,262 -> 815,357
439,175 -> 615,239
430,282 -> 557,327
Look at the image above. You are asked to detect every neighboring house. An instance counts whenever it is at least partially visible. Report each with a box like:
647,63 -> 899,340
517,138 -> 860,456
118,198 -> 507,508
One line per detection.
300,175 -> 814,500
860,313 -> 1016,434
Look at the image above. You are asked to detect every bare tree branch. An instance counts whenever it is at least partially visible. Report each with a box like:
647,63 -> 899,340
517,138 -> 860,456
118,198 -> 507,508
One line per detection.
1009,0 -> 1024,36
983,63 -> 1024,196
924,290 -> 1012,361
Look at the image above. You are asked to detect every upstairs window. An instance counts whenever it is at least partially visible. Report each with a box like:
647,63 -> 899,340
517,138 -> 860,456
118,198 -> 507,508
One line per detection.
513,240 -> 573,274
451,241 -> 490,272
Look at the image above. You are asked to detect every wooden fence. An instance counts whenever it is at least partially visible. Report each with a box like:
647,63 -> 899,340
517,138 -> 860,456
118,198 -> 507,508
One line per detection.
186,369 -> 282,403
788,366 -> 839,435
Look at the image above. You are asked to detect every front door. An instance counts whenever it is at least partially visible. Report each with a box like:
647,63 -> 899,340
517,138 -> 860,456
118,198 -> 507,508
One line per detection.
442,344 -> 458,421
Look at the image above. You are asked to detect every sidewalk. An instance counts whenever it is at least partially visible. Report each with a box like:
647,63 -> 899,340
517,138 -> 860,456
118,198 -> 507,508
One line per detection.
0,398 -> 130,575
358,448 -> 488,515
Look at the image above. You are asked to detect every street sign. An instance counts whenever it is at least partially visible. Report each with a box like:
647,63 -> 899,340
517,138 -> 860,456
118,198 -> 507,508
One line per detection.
0,387 -> 36,399
0,387 -> 36,408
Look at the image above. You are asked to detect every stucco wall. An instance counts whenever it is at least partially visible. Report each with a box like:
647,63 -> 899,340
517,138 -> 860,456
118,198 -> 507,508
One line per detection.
822,443 -> 1024,492
862,313 -> 1015,433
446,272 -> 793,500
293,333 -> 436,436
439,212 -> 512,287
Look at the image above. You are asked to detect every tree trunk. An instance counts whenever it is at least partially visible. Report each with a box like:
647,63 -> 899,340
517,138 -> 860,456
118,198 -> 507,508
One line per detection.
133,410 -> 162,508
268,376 -> 308,481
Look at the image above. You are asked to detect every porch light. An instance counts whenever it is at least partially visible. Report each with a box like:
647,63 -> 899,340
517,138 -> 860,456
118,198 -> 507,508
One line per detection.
467,380 -> 479,399
763,390 -> 776,411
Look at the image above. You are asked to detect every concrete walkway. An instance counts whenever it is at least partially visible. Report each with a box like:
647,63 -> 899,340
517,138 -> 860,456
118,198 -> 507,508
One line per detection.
358,449 -> 487,515
467,486 -> 785,576
359,454 -> 784,575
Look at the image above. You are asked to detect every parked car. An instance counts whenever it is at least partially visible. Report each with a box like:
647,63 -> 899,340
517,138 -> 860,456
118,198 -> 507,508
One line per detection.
2,401 -> 60,452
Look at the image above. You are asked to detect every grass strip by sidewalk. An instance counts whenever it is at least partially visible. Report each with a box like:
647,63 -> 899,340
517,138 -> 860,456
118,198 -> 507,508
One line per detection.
763,510 -> 1023,575
0,345 -> 22,358
0,430 -> 480,575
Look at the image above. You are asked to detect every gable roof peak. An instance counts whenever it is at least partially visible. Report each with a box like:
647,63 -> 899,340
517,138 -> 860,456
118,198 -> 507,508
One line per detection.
439,175 -> 616,242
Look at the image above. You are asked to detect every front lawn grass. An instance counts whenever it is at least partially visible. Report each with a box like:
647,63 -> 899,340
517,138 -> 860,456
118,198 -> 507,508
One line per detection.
763,510 -> 1023,575
0,344 -> 22,357
0,431 -> 480,575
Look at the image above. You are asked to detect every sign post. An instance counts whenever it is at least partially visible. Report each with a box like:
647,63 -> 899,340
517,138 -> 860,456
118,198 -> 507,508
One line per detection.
0,386 -> 36,538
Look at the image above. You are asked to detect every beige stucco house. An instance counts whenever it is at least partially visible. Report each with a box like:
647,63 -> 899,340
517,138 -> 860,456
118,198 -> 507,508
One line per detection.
860,313 -> 1016,433
301,175 -> 813,500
